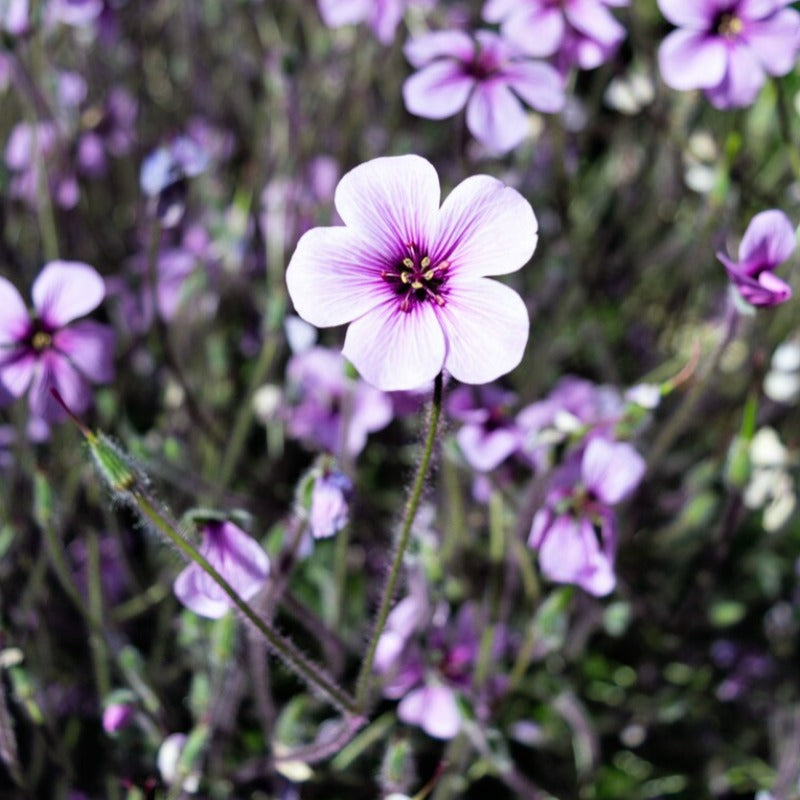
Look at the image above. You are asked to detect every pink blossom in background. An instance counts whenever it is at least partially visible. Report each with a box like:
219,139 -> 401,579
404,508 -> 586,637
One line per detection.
717,210 -> 795,307
286,155 -> 537,391
317,0 -> 406,44
529,437 -> 645,596
284,347 -> 394,456
309,470 -> 353,539
0,262 -> 115,423
657,0 -> 800,109
403,29 -> 565,154
173,520 -> 270,619
483,0 -> 629,72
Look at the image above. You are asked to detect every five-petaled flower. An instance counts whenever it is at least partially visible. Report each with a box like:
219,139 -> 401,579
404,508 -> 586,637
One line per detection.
717,210 -> 795,307
286,155 -> 537,391
0,261 -> 115,424
657,0 -> 800,109
403,30 -> 565,154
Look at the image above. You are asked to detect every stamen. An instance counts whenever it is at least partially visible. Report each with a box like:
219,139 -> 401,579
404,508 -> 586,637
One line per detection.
32,331 -> 52,351
402,257 -> 414,269
420,256 -> 431,268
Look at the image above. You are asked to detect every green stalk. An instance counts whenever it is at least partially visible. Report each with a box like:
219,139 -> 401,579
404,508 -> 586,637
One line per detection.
354,373 -> 443,710
132,491 -> 358,714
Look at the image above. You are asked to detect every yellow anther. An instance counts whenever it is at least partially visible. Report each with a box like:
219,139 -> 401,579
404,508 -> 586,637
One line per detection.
402,257 -> 414,269
411,281 -> 423,290
401,272 -> 410,284
424,270 -> 435,280
420,256 -> 431,268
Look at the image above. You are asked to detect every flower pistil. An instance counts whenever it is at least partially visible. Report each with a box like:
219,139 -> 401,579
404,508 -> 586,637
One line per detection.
382,244 -> 450,312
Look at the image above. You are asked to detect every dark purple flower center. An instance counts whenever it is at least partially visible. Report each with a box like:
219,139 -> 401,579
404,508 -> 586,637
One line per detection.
716,12 -> 743,37
25,320 -> 54,353
382,244 -> 450,313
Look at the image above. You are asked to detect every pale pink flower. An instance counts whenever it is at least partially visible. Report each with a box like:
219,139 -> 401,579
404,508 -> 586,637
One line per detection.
286,155 -> 536,391
317,0 -> 407,44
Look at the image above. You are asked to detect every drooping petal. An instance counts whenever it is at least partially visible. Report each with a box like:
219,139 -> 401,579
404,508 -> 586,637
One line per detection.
286,226 -> 391,328
581,438 -> 646,505
658,30 -> 728,90
657,0 -> 717,28
504,60 -> 566,113
705,41 -> 765,108
436,278 -> 529,385
404,29 -> 475,68
739,209 -> 796,267
398,685 -> 461,739
402,61 -> 475,120
32,261 -> 106,327
52,320 -> 115,383
343,299 -> 446,391
28,351 -> 92,420
466,80 -> 531,154
334,155 -> 440,261
434,175 -> 537,279
733,269 -> 793,307
0,276 -> 30,345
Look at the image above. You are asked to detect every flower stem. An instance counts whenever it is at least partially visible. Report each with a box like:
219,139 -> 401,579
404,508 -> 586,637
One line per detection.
354,372 -> 443,710
132,490 -> 358,714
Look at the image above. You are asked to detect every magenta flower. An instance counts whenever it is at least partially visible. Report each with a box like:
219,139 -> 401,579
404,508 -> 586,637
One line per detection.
717,210 -> 795,307
0,262 -> 115,423
483,0 -> 629,71
286,155 -> 537,391
403,30 -> 565,154
173,520 -> 270,619
657,0 -> 800,109
528,437 -> 645,596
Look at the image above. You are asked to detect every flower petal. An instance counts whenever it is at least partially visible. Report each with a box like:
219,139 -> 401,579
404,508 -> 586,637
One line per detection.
0,350 -> 35,397
437,278 -> 529,385
0,276 -> 30,345
32,261 -> 105,327
317,0 -> 370,27
705,40 -> 765,108
502,6 -> 564,57
745,9 -> 800,76
657,0 -> 717,28
504,60 -> 566,113
434,175 -> 537,279
581,438 -> 646,505
466,80 -> 531,154
565,0 -> 626,48
658,30 -> 728,90
286,226 -> 390,328
398,685 -> 461,739
404,29 -> 475,68
52,320 -> 115,384
334,155 -> 440,261
739,209 -> 796,267
28,351 -> 92,420
403,61 -> 474,120
343,299 -> 446,391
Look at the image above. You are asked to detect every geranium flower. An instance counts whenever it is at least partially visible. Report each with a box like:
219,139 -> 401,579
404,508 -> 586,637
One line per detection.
483,0 -> 629,72
173,520 -> 270,619
657,0 -> 800,109
286,155 -> 537,391
0,261 -> 115,423
717,210 -> 794,307
528,437 -> 645,596
403,30 -> 565,154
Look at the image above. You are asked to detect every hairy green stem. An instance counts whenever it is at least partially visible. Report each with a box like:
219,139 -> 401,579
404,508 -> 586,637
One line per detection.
132,491 -> 358,713
354,372 -> 443,710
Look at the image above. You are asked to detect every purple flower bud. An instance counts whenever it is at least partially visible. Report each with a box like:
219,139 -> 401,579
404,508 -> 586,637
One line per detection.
102,703 -> 133,734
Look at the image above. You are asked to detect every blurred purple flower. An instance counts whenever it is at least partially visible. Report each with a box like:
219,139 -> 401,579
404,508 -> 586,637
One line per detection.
657,0 -> 800,109
0,262 -> 114,423
286,155 -> 536,390
529,437 -> 645,596
317,0 -> 407,44
76,88 -> 137,178
2,0 -> 29,35
483,0 -> 629,72
46,0 -> 103,27
448,385 -> 522,472
285,347 -> 393,457
717,209 -> 794,307
102,702 -> 134,734
403,29 -> 565,154
310,470 -> 353,539
173,520 -> 270,619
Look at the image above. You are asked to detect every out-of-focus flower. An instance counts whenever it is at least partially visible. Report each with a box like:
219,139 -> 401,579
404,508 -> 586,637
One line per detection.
309,470 -> 353,539
286,155 -> 536,390
743,427 -> 796,532
717,210 -> 795,308
764,337 -> 800,404
375,598 -> 497,740
657,0 -> 800,109
102,702 -> 134,734
604,66 -> 655,114
403,29 -> 565,154
157,733 -> 201,793
0,262 -> 114,423
483,0 -> 629,72
448,385 -> 522,472
529,437 -> 645,596
173,520 -> 270,619
284,347 -> 393,457
76,88 -> 137,178
1,0 -> 29,35
317,0 -> 408,44
46,0 -> 103,27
